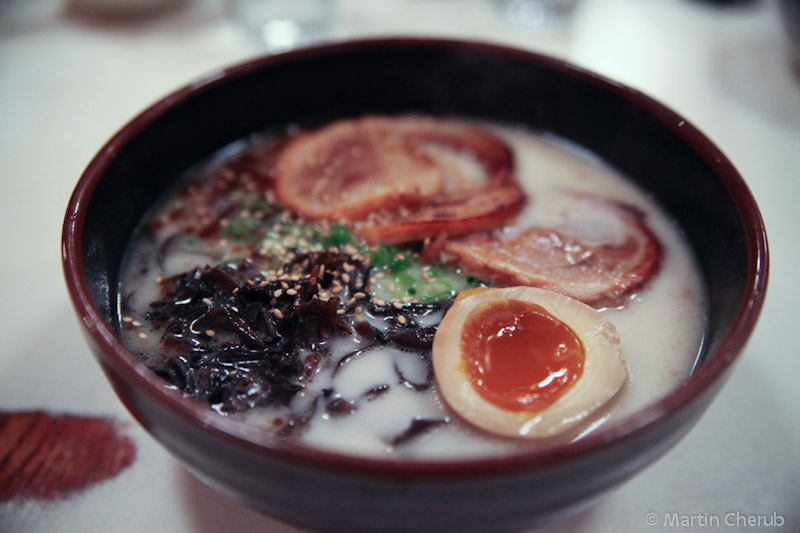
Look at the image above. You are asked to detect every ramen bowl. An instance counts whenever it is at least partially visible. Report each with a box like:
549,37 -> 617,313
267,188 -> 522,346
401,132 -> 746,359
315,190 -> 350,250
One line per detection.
62,38 -> 768,532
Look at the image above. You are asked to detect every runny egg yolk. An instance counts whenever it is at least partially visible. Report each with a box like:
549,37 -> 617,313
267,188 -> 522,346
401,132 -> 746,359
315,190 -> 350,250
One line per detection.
433,286 -> 627,439
461,299 -> 585,413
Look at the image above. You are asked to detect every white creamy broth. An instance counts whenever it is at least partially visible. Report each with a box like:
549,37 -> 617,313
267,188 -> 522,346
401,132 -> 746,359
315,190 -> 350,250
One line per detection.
502,128 -> 705,422
118,121 -> 706,459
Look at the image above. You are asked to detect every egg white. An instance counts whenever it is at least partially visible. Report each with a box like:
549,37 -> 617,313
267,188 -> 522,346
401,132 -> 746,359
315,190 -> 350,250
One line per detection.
432,286 -> 627,439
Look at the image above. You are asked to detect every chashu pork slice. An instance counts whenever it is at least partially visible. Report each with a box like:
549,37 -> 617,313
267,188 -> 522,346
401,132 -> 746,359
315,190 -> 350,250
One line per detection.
439,189 -> 662,308
272,116 -> 445,221
358,183 -> 526,245
350,116 -> 523,243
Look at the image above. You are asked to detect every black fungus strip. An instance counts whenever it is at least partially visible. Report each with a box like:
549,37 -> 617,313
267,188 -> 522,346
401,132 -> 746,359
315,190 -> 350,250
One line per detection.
387,325 -> 437,351
278,396 -> 322,437
393,354 -> 434,391
137,245 -> 454,436
388,418 -> 448,447
201,267 -> 239,293
334,344 -> 379,376
325,397 -> 357,417
361,384 -> 391,401
354,321 -> 388,344
143,254 -> 359,412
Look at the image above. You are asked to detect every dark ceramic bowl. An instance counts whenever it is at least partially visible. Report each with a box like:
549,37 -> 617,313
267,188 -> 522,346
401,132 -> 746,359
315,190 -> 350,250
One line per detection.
62,39 -> 768,532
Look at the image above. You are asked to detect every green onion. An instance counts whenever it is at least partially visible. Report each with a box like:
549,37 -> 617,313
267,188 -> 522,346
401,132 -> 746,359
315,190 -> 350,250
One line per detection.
227,190 -> 273,214
322,224 -> 353,249
417,280 -> 454,301
179,234 -> 208,252
370,243 -> 415,272
222,217 -> 265,244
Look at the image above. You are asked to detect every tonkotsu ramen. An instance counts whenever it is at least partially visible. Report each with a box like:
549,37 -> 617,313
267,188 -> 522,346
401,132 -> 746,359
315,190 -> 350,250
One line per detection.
118,116 -> 706,458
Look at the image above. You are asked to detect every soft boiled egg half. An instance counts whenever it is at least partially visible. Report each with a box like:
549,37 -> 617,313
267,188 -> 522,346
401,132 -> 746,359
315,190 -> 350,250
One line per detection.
432,286 -> 627,439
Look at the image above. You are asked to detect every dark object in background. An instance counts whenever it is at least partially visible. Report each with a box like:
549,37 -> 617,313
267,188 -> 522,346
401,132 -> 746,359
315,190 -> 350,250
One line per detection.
780,0 -> 800,62
688,0 -> 756,5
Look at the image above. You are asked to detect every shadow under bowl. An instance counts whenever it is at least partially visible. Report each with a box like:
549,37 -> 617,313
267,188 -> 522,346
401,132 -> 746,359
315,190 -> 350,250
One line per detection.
62,38 -> 768,532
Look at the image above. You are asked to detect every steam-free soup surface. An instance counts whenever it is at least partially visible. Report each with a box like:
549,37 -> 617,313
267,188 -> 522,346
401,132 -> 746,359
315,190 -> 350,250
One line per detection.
118,120 -> 706,458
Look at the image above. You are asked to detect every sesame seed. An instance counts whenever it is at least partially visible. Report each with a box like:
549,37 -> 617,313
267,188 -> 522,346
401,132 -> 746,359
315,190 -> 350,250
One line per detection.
202,298 -> 213,306
122,316 -> 133,323
286,289 -> 298,296
155,276 -> 164,284
336,309 -> 346,315
274,289 -> 283,298
373,298 -> 386,307
397,316 -> 407,325
259,281 -> 269,288
341,273 -> 351,283
281,281 -> 289,289
392,301 -> 403,310
138,332 -> 148,339
205,329 -> 216,337
273,308 -> 284,319
131,320 -> 142,327
353,292 -> 366,300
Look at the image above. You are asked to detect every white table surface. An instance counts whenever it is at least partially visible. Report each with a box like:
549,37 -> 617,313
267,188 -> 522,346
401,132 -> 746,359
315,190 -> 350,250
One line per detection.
1,0 -> 798,531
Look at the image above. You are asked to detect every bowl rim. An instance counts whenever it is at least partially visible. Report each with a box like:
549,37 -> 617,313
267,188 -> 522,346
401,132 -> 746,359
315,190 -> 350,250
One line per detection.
62,37 -> 769,479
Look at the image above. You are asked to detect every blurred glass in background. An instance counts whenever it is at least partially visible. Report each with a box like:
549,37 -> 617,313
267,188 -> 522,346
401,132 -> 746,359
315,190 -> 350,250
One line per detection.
489,0 -> 579,28
226,0 -> 333,53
